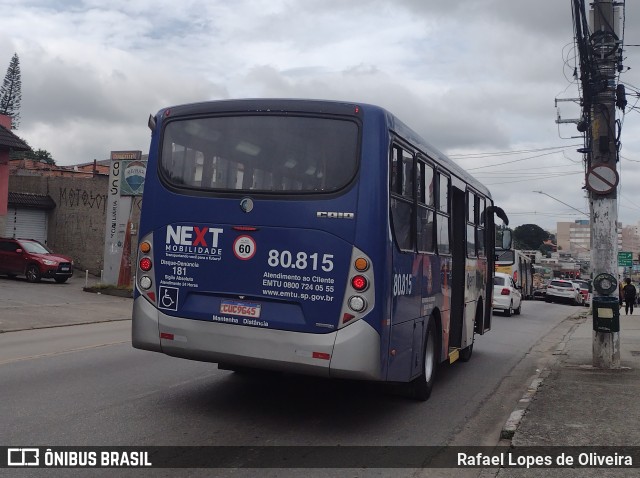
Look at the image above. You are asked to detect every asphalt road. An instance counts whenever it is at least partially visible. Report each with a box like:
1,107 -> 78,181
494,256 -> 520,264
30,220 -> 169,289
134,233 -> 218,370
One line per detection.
0,294 -> 582,477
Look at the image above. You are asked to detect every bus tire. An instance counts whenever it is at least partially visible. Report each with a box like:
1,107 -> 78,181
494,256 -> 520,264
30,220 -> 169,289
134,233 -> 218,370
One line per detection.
459,343 -> 473,362
460,305 -> 481,362
411,318 -> 438,401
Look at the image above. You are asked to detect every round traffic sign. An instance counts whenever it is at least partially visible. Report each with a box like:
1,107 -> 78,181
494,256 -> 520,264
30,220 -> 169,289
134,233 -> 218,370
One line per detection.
586,164 -> 618,195
233,235 -> 256,260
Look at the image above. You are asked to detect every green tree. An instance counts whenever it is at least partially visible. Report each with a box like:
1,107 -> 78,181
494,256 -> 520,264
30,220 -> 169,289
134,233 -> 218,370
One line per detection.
9,137 -> 56,165
33,149 -> 55,165
0,53 -> 22,129
539,243 -> 553,258
513,224 -> 550,250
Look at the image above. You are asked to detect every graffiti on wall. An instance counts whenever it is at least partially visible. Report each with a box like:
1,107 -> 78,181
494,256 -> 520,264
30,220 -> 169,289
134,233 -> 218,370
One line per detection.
59,187 -> 108,212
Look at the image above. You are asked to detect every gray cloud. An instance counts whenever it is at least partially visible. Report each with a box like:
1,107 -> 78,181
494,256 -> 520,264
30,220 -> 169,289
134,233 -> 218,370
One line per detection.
0,0 -> 638,231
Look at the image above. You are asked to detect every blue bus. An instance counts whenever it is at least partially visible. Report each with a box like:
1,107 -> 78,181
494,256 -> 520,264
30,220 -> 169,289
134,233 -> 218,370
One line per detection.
132,99 -> 510,400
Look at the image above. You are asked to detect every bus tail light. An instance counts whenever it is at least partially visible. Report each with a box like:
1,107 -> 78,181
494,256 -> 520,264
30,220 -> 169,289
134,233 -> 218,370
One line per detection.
338,248 -> 375,329
139,257 -> 153,271
348,296 -> 367,312
354,257 -> 369,271
351,275 -> 368,291
136,233 -> 157,306
139,276 -> 152,290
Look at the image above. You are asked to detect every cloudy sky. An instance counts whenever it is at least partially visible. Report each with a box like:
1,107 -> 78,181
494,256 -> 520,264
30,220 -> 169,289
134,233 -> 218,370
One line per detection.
1,0 -> 639,233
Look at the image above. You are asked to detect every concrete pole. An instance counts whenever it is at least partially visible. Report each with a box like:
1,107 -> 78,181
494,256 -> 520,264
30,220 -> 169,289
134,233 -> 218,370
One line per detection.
590,0 -> 620,368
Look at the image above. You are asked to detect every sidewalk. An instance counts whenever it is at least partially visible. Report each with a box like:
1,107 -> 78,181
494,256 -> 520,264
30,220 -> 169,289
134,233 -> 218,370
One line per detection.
496,307 -> 640,477
0,272 -> 132,333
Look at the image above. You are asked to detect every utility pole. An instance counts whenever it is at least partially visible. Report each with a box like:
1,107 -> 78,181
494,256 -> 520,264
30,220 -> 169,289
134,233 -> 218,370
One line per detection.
589,0 -> 620,368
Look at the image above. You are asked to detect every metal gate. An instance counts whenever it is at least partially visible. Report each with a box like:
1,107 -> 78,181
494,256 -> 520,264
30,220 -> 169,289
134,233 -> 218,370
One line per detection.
3,207 -> 48,244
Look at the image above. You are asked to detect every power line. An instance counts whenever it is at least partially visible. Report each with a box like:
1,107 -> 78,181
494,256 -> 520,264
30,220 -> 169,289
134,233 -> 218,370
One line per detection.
449,144 -> 582,159
466,150 -> 572,171
483,172 -> 583,185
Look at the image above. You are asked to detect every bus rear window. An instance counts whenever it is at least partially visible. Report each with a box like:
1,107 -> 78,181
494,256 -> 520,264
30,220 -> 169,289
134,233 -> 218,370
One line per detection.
160,115 -> 359,193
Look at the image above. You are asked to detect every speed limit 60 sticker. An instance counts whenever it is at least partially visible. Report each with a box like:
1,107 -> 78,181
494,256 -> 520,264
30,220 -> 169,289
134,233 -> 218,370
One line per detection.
233,235 -> 256,260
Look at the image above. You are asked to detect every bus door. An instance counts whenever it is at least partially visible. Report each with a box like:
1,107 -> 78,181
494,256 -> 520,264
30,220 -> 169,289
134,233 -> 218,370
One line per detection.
448,183 -> 467,353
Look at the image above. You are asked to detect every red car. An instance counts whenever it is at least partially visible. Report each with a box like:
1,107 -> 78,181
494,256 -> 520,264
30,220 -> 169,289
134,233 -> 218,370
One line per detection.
0,237 -> 74,283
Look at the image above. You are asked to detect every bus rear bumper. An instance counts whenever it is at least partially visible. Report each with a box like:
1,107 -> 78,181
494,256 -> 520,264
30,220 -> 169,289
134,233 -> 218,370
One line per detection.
131,296 -> 382,381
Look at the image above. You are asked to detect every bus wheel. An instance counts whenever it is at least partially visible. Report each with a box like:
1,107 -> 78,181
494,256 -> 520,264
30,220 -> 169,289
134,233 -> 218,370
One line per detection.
459,343 -> 473,362
460,306 -> 481,362
411,319 -> 438,401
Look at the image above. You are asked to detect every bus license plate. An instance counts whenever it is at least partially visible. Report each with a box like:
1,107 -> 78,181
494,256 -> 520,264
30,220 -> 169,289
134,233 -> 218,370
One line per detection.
220,300 -> 261,318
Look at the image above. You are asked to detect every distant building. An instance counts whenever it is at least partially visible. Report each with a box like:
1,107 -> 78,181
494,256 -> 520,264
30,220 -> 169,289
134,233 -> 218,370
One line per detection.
556,219 -> 623,260
9,158 -> 110,178
621,224 -> 640,257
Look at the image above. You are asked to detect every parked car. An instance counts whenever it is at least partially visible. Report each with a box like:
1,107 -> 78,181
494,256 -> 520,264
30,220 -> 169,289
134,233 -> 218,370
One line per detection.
572,279 -> 592,306
533,284 -> 548,300
0,237 -> 74,283
545,279 -> 583,305
570,281 -> 585,306
493,272 -> 522,316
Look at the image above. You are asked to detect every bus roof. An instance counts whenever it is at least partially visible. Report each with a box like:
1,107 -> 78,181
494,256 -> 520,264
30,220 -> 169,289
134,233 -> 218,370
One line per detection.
377,106 -> 492,199
155,98 -> 492,200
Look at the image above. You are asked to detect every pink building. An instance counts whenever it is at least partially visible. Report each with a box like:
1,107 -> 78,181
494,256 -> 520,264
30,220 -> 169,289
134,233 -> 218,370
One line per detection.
0,114 -> 30,235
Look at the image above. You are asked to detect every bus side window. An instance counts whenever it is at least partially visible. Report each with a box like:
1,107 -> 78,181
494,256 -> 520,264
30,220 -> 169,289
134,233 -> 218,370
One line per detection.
401,149 -> 414,197
438,174 -> 449,213
436,173 -> 451,254
477,197 -> 486,257
467,191 -> 476,223
389,145 -> 414,251
417,159 -> 435,253
466,191 -> 477,258
436,213 -> 450,255
390,146 -> 401,193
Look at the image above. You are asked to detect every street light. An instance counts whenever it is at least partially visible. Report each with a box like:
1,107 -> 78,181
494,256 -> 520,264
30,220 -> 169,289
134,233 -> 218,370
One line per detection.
532,191 -> 589,217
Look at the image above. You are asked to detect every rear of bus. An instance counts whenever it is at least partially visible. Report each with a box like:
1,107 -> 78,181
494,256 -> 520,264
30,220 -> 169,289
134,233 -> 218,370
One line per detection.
132,99 -> 388,380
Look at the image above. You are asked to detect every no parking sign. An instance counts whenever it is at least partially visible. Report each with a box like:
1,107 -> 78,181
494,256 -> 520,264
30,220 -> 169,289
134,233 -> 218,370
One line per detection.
586,164 -> 618,195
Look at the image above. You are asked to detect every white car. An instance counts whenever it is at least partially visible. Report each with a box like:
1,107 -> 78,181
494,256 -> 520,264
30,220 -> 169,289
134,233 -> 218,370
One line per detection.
493,272 -> 523,316
545,279 -> 583,305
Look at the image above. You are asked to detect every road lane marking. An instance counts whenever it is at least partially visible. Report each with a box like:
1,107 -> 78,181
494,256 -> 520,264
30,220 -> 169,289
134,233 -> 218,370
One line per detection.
0,340 -> 129,365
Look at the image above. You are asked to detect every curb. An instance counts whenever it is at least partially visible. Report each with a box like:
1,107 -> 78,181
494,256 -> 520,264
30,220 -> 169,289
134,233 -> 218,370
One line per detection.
499,310 -> 588,440
500,371 -> 548,439
83,287 -> 134,298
